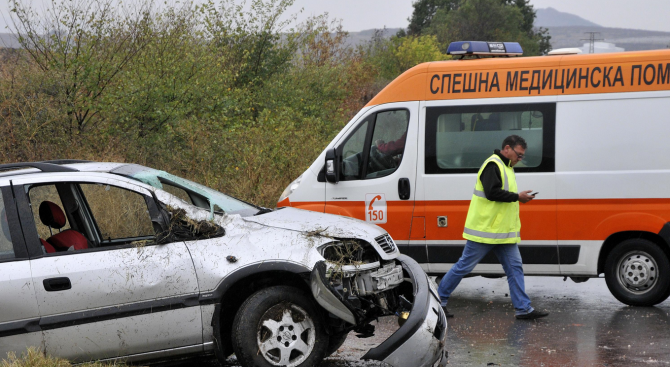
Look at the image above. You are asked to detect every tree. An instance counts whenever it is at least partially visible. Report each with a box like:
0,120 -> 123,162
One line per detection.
9,0 -> 152,133
430,0 -> 527,51
407,0 -> 551,55
406,0 -> 459,36
361,32 -> 448,81
503,0 -> 551,55
394,35 -> 447,71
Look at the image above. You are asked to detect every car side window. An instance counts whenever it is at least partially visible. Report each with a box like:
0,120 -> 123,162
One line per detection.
0,194 -> 15,260
367,110 -> 409,179
79,184 -> 154,242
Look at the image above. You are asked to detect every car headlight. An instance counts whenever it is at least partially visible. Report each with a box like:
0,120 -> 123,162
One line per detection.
278,174 -> 303,202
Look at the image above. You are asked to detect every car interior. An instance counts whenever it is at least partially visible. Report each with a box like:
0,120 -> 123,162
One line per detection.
27,183 -> 157,254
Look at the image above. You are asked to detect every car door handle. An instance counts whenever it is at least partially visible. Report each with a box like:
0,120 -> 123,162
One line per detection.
398,178 -> 411,200
43,277 -> 71,292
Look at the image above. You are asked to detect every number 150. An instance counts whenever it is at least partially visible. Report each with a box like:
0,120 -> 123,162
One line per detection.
368,210 -> 383,221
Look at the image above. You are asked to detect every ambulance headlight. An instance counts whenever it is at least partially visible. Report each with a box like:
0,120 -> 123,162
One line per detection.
279,174 -> 303,202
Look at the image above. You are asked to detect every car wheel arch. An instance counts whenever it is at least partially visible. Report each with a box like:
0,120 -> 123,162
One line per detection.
208,262 -> 314,360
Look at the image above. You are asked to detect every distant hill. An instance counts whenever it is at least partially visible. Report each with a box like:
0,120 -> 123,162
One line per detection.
546,26 -> 670,52
5,23 -> 669,54
346,25 -> 670,53
345,28 -> 402,47
534,8 -> 670,51
535,7 -> 600,28
0,33 -> 20,49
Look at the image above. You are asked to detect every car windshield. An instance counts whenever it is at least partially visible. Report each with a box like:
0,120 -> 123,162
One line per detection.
111,164 -> 258,217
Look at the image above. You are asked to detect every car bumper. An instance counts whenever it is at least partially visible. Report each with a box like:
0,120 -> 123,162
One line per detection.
311,255 -> 447,367
361,255 -> 447,367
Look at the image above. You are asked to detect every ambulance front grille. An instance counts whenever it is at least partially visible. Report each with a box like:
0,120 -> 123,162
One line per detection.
375,234 -> 397,254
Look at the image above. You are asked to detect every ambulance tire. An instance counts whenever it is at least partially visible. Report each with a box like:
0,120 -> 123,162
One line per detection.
605,239 -> 670,306
231,286 -> 329,367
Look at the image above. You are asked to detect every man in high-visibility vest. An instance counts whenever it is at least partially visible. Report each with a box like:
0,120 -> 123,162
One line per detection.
438,135 -> 549,320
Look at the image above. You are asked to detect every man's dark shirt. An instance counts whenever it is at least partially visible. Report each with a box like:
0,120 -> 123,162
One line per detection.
481,150 -> 519,203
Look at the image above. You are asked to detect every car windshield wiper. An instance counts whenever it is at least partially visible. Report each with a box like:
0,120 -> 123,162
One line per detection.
255,207 -> 273,215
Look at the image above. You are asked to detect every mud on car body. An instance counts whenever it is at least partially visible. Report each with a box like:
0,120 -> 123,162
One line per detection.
0,161 -> 446,367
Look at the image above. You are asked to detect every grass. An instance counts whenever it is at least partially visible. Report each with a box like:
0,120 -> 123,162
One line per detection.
1,348 -> 125,367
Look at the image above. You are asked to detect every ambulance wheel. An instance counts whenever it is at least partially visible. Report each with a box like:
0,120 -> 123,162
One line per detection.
231,286 -> 328,367
605,239 -> 670,306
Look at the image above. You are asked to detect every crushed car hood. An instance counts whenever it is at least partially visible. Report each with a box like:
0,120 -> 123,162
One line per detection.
244,207 -> 398,260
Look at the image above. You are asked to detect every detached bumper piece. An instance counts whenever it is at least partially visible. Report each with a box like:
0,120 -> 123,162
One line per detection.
310,261 -> 360,325
311,255 -> 447,367
361,255 -> 447,367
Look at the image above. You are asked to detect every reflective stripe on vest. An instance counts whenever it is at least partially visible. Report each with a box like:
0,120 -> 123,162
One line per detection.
488,156 -> 509,191
472,155 -> 510,199
473,189 -> 486,198
463,228 -> 520,240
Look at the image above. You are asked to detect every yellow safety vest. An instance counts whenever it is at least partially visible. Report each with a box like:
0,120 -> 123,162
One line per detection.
463,154 -> 521,244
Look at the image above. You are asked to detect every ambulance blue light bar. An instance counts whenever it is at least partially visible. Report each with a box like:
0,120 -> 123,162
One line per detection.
447,41 -> 523,56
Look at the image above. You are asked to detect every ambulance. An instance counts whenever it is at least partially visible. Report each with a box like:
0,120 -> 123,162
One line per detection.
277,41 -> 670,307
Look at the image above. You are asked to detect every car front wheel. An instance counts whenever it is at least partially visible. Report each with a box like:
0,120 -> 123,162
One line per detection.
605,238 -> 670,306
231,286 -> 328,367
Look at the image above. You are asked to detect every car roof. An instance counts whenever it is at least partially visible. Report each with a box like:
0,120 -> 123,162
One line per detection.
0,161 -> 132,178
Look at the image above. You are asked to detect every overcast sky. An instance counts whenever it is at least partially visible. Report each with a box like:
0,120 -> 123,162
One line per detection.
2,0 -> 670,33
287,0 -> 670,32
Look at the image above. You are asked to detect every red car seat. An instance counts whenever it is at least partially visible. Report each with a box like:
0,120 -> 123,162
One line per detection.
39,201 -> 89,251
41,238 -> 56,253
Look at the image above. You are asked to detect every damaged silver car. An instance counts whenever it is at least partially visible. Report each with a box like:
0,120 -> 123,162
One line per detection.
0,161 -> 447,367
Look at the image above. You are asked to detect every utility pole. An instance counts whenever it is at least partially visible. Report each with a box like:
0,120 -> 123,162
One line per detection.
581,32 -> 604,54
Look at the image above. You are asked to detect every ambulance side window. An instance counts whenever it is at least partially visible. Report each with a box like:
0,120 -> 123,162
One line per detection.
367,110 -> 410,178
339,109 -> 410,181
340,119 -> 370,181
425,103 -> 556,173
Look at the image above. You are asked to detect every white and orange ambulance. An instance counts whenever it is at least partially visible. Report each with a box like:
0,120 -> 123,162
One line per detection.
277,41 -> 670,307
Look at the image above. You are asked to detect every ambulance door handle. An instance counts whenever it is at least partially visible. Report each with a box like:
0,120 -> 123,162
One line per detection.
398,178 -> 410,200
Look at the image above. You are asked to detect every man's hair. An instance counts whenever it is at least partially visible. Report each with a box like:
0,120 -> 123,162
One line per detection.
502,135 -> 527,150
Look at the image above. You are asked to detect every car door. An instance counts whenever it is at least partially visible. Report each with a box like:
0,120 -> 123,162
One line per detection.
325,102 -> 420,255
0,184 -> 43,358
12,174 -> 202,361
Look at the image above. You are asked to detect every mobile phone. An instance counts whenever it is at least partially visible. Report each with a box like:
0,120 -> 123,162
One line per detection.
531,192 -> 539,196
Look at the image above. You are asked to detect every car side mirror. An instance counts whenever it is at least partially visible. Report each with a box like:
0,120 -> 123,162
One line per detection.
325,148 -> 340,183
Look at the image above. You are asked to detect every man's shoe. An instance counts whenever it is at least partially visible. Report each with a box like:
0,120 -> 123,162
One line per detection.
441,306 -> 454,318
516,310 -> 549,320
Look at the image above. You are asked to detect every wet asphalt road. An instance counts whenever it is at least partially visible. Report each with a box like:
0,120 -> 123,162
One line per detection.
431,276 -> 670,366
182,276 -> 670,367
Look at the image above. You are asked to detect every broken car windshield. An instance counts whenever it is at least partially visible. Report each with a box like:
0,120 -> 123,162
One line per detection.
111,164 -> 257,216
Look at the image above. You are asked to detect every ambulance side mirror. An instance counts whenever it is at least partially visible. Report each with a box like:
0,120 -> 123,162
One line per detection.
325,148 -> 340,183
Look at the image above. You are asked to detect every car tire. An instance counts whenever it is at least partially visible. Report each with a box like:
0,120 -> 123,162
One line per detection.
325,331 -> 349,357
605,238 -> 670,306
231,286 -> 328,367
